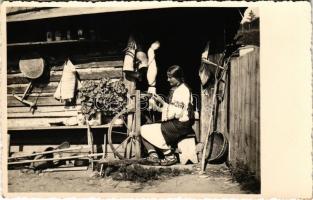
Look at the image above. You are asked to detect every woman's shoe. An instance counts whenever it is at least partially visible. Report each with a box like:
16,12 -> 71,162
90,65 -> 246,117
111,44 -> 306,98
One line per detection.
160,155 -> 178,166
143,152 -> 160,166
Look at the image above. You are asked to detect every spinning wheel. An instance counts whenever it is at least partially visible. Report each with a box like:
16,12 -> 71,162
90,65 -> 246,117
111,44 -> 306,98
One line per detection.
108,108 -> 141,159
107,91 -> 157,160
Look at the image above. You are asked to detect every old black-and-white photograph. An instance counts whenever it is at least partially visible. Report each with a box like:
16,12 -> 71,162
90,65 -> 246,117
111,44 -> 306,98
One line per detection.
4,5 -> 260,194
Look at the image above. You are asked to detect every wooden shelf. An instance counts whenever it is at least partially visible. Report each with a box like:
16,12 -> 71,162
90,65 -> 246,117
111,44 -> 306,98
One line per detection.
7,39 -> 110,47
8,123 -> 123,131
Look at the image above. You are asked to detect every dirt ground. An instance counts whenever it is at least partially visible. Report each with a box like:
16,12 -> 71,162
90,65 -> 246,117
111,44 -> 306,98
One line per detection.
7,163 -> 249,194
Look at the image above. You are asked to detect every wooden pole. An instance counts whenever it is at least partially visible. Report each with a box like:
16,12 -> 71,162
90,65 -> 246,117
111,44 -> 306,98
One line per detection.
42,166 -> 88,172
201,58 -> 225,70
135,90 -> 141,159
86,120 -> 94,154
8,146 -> 85,160
7,134 -> 11,157
124,70 -> 136,159
8,153 -> 104,165
200,80 -> 218,173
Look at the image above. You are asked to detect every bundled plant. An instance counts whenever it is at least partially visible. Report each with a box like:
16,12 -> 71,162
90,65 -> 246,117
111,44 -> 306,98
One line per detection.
79,78 -> 128,120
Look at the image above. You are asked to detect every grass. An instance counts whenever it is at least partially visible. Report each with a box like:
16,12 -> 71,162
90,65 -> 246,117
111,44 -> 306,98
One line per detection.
102,164 -> 192,183
228,161 -> 260,193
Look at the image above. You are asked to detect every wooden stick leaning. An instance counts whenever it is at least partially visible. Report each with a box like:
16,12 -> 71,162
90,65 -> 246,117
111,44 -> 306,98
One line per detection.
8,146 -> 86,160
200,51 -> 233,173
42,166 -> 88,172
200,80 -> 218,173
8,152 -> 105,165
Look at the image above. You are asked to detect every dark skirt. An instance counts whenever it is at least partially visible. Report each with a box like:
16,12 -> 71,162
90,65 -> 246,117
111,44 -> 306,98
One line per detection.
160,119 -> 195,146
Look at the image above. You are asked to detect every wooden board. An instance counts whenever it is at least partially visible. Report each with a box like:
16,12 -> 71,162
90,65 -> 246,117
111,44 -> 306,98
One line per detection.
8,110 -> 78,118
8,123 -> 114,131
8,117 -> 71,129
8,105 -> 80,113
7,60 -> 123,74
227,47 -> 260,180
8,76 -> 122,94
8,82 -> 59,94
8,67 -> 123,84
7,95 -> 79,107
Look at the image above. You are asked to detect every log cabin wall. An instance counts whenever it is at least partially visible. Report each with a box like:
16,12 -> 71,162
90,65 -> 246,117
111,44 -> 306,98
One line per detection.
7,15 -> 126,155
200,47 -> 260,181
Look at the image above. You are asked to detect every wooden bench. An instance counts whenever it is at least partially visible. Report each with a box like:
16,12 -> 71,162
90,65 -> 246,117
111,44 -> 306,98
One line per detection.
177,134 -> 198,165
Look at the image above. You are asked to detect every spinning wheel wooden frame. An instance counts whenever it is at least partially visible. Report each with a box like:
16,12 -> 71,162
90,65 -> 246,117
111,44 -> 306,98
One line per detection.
108,90 -> 151,160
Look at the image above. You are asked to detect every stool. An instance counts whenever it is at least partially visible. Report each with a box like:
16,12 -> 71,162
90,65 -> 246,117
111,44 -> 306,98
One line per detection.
177,135 -> 198,165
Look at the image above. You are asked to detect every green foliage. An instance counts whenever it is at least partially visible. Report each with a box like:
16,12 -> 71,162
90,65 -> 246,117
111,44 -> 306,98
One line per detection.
79,78 -> 128,120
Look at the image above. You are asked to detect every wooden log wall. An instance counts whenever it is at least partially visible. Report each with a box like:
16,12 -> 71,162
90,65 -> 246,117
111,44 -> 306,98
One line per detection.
7,58 -> 123,129
7,42 -> 125,155
200,46 -> 260,180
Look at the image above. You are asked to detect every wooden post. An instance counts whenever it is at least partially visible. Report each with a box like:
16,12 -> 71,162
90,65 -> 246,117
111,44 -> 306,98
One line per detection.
100,133 -> 107,176
135,90 -> 141,159
8,134 -> 11,156
86,122 -> 94,154
124,73 -> 136,159
86,121 -> 94,170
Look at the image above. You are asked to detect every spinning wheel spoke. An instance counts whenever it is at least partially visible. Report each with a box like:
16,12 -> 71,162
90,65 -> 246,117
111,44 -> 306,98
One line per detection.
111,130 -> 128,135
114,136 -> 131,151
122,117 -> 132,133
108,109 -> 136,160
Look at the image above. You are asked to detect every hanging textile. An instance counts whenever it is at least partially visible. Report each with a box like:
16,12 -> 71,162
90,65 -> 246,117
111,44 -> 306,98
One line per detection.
54,59 -> 81,101
199,41 -> 212,86
123,35 -> 136,72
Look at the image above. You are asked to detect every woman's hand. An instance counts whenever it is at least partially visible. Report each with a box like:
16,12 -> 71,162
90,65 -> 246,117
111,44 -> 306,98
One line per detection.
148,98 -> 162,112
151,93 -> 165,105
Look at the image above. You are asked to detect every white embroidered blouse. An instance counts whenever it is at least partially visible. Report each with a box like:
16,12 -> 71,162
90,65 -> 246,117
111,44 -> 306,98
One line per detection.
161,83 -> 193,122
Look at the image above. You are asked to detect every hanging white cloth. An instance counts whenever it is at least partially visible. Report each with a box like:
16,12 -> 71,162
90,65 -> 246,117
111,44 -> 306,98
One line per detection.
199,41 -> 211,86
147,41 -> 159,87
54,59 -> 81,101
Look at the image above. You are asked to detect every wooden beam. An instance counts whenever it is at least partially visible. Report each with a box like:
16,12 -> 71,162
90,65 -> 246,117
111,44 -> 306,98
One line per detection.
7,123 -> 113,131
7,82 -> 58,94
42,166 -> 88,172
7,7 -> 165,22
7,96 -> 76,107
8,146 -> 86,159
7,59 -> 123,74
8,67 -> 123,84
8,105 -> 80,113
8,110 -> 78,118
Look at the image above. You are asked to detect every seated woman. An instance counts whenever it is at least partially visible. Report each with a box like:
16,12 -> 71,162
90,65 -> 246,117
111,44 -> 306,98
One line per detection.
141,65 -> 195,166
